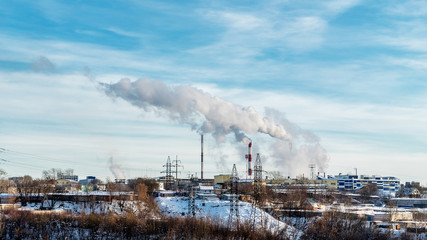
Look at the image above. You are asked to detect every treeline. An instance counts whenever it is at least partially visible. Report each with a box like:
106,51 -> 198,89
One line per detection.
0,204 -> 405,239
0,209 -> 289,240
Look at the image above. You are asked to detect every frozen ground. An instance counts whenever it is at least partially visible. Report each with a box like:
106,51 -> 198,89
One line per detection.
18,199 -> 145,215
157,197 -> 301,238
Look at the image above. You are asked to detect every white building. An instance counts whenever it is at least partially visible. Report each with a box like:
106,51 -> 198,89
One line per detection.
196,185 -> 214,194
330,174 -> 400,196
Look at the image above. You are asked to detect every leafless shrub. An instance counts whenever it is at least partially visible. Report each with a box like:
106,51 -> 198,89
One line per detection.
302,211 -> 388,240
0,208 -> 289,239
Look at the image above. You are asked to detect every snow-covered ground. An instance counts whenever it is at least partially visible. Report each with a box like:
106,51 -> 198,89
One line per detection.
5,195 -> 427,239
156,197 -> 301,238
18,200 -> 145,215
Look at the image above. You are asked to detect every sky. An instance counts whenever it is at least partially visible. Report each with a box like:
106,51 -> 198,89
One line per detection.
1,0 -> 427,183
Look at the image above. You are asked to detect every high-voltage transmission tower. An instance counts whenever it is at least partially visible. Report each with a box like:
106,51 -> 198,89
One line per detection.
161,156 -> 175,190
188,180 -> 196,217
308,163 -> 316,180
172,155 -> 183,191
228,164 -> 240,226
250,153 -> 265,229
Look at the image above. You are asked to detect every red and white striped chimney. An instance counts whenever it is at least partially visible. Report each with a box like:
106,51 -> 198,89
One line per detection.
248,142 -> 252,176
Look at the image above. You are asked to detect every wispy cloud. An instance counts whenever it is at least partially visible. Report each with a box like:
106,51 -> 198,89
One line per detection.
385,0 -> 427,17
198,8 -> 327,56
104,27 -> 145,38
380,36 -> 427,52
322,0 -> 361,16
386,55 -> 427,70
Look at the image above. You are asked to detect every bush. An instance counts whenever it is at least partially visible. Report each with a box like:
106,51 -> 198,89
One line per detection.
302,211 -> 388,240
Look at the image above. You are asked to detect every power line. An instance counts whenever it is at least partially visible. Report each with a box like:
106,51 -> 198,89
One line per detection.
0,157 -> 46,171
1,147 -> 182,175
0,147 -> 102,168
0,147 -> 108,177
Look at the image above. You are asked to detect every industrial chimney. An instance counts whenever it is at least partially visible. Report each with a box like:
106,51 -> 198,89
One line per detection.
201,134 -> 204,180
247,142 -> 252,177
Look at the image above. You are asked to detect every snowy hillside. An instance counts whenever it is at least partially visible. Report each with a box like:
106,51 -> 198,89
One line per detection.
19,199 -> 146,215
157,197 -> 301,238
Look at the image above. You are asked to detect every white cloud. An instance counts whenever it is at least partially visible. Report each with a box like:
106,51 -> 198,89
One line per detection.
386,56 -> 427,69
386,0 -> 427,17
380,36 -> 427,52
211,11 -> 265,31
322,0 -> 361,16
201,9 -> 327,53
104,27 -> 145,38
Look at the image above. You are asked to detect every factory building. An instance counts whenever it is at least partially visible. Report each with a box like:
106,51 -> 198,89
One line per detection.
278,178 -> 338,190
57,173 -> 78,181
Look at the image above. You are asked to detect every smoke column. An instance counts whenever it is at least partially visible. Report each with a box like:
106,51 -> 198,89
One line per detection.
103,78 -> 291,143
102,78 -> 328,176
109,157 -> 125,179
265,108 -> 329,176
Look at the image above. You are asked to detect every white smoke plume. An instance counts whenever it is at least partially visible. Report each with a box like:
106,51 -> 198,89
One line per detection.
103,78 -> 292,143
109,157 -> 125,179
271,140 -> 329,177
102,78 -> 329,175
265,108 -> 329,176
31,56 -> 55,73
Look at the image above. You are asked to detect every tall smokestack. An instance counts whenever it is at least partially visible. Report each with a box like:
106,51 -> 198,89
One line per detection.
248,142 -> 252,177
201,134 -> 204,180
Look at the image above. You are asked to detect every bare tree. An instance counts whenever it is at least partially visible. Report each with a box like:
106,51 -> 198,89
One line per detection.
88,178 -> 103,191
302,210 -> 386,240
64,168 -> 74,177
360,183 -> 378,200
0,168 -> 8,193
0,168 -> 6,178
43,168 -> 61,180
268,171 -> 285,184
35,179 -> 56,209
127,178 -> 159,193
16,175 -> 36,206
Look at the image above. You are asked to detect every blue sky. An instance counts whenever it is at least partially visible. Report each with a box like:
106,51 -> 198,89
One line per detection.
1,0 -> 427,183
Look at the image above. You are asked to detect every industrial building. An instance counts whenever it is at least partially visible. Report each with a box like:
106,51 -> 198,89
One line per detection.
276,178 -> 338,190
57,173 -> 78,181
390,198 -> 427,208
330,174 -> 400,196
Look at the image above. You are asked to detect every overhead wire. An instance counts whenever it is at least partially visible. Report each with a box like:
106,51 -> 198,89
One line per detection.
1,146 -> 233,179
0,148 -> 103,168
0,157 -> 47,171
0,147 -> 163,178
0,148 -> 107,177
